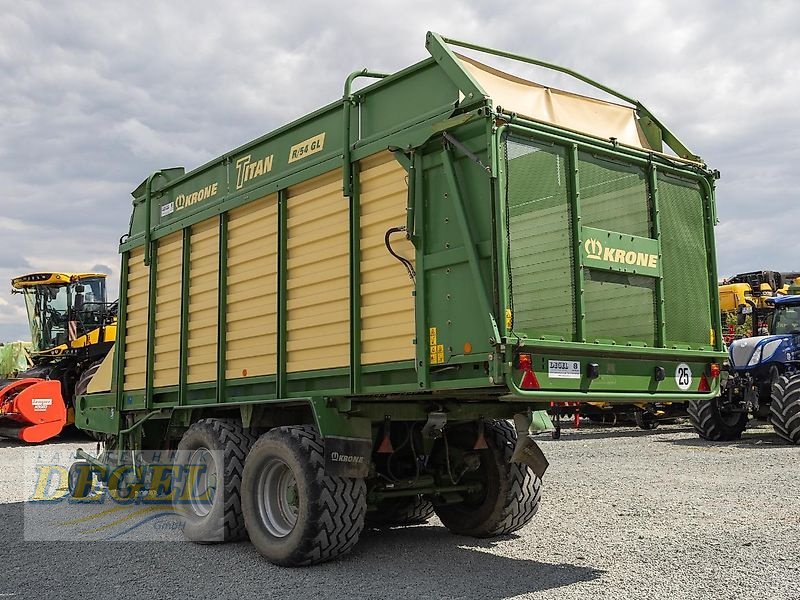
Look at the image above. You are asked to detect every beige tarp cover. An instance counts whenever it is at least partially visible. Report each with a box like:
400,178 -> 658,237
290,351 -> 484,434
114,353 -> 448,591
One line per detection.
456,54 -> 653,151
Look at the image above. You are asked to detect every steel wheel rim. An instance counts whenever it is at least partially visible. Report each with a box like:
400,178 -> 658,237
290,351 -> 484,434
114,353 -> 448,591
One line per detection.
257,458 -> 299,538
187,447 -> 217,518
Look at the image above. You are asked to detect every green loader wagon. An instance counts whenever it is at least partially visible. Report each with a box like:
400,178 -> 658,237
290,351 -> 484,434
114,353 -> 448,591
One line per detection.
72,33 -> 725,566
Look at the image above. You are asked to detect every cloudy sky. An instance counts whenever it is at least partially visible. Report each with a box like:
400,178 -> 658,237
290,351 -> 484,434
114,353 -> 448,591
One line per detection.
0,1 -> 797,341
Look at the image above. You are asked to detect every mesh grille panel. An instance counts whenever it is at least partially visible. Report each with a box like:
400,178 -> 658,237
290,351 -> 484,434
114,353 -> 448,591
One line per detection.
579,153 -> 654,345
504,137 -> 712,349
659,174 -> 712,347
579,153 -> 650,236
584,270 -> 656,345
505,138 -> 575,339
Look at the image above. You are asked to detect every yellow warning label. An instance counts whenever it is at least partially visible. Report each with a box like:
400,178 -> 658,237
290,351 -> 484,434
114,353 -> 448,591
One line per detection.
430,344 -> 445,365
428,328 -> 446,364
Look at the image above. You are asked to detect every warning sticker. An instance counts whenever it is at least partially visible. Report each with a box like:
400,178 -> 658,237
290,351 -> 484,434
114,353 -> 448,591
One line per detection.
428,327 -> 445,364
430,344 -> 445,365
675,363 -> 692,390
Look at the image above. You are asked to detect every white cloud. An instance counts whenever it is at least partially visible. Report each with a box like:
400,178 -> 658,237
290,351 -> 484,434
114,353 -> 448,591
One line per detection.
0,0 -> 798,341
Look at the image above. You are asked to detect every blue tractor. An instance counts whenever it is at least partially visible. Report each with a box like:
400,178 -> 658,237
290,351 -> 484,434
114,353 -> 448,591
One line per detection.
688,294 -> 800,443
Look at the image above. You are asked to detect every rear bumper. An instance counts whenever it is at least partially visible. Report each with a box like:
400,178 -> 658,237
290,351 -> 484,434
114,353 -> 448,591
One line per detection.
501,342 -> 723,402
502,379 -> 721,401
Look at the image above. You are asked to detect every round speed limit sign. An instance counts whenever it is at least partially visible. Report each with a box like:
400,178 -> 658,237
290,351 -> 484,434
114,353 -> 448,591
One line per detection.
675,363 -> 692,390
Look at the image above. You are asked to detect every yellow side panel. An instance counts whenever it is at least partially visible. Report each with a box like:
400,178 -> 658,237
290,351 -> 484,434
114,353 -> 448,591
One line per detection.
153,231 -> 183,388
286,169 -> 350,372
187,218 -> 219,384
226,194 -> 278,379
124,246 -> 149,391
359,152 -> 415,365
87,344 -> 115,394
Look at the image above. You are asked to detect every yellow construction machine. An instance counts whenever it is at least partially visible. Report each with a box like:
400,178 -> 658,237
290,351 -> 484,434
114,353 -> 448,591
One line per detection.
719,270 -> 800,342
0,272 -> 116,442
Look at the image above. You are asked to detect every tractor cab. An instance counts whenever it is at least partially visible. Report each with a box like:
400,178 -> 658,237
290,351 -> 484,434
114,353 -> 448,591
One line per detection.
728,295 -> 800,373
11,272 -> 112,353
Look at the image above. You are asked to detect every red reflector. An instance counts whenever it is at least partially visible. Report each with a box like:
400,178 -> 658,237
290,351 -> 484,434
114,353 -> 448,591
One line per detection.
473,422 -> 489,450
518,354 -> 540,390
521,370 -> 540,390
377,431 -> 393,454
697,373 -> 710,392
710,363 -> 721,379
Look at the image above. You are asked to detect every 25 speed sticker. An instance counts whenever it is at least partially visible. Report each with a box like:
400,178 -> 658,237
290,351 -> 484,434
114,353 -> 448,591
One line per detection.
675,363 -> 692,390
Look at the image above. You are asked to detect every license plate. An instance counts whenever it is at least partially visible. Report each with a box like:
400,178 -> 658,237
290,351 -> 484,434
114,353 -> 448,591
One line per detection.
547,360 -> 581,379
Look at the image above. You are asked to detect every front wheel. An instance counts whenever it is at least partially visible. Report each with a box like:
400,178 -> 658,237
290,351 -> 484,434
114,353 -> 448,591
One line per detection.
687,396 -> 747,441
434,420 -> 542,538
173,419 -> 257,543
770,375 -> 800,444
241,425 -> 366,566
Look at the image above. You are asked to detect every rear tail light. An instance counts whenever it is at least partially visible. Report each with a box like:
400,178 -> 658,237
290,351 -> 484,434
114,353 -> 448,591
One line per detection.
710,363 -> 721,379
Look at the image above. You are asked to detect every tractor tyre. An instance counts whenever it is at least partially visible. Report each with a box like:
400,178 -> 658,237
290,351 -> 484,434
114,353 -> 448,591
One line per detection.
770,374 -> 800,444
241,425 -> 366,566
434,419 -> 542,538
687,397 -> 747,441
174,418 -> 258,543
367,495 -> 435,527
634,409 -> 659,430
74,361 -> 103,441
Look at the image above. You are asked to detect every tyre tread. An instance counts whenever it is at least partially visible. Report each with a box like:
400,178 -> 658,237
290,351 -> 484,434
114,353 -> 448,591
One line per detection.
434,419 -> 542,538
247,425 -> 366,566
687,398 -> 746,441
178,418 -> 258,542
366,495 -> 435,527
770,375 -> 800,444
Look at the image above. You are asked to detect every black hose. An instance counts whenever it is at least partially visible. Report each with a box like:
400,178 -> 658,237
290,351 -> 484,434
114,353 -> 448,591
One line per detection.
385,226 -> 416,283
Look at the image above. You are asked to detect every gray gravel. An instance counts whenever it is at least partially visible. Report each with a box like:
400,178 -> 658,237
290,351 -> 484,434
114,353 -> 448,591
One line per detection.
1,422 -> 798,600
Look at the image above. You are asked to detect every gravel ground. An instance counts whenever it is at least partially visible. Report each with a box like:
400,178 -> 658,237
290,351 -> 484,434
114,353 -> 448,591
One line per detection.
1,422 -> 798,600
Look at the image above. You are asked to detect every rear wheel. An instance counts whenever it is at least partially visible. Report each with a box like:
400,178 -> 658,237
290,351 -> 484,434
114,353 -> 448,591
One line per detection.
241,425 -> 366,566
770,374 -> 800,444
174,418 -> 257,543
67,461 -> 95,499
367,495 -> 434,527
687,396 -> 747,441
434,420 -> 542,537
